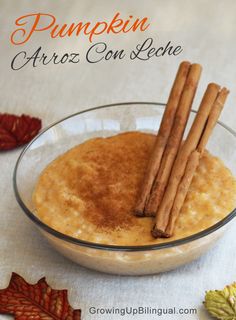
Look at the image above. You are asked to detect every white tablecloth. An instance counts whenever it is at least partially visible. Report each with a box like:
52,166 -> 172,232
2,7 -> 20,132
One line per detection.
1,1 -> 236,319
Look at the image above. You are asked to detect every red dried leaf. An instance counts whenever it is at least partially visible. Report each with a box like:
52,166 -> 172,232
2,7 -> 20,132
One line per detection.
0,113 -> 42,151
0,273 -> 81,320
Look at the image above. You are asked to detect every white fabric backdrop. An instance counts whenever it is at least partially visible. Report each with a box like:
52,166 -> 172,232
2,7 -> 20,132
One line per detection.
1,1 -> 236,319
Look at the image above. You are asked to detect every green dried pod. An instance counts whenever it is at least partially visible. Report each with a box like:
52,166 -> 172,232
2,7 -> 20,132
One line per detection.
204,283 -> 236,320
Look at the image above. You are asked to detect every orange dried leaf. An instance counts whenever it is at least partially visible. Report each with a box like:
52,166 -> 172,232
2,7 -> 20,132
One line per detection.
0,273 -> 81,320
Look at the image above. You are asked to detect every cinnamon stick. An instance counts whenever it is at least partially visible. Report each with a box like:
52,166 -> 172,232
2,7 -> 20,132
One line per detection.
164,87 -> 229,237
165,150 -> 200,236
152,83 -> 222,238
145,63 -> 202,216
134,61 -> 191,216
198,87 -> 229,154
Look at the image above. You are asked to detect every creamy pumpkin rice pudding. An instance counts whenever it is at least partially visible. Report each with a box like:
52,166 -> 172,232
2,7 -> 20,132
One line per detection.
33,61 -> 236,254
25,61 -> 236,274
33,131 -> 236,245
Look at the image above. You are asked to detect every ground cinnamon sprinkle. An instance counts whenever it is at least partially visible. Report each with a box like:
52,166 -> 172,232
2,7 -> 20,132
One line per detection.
78,132 -> 155,230
34,132 -> 156,232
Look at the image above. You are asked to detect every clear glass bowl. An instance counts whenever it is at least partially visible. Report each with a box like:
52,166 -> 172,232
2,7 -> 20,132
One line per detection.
13,102 -> 236,275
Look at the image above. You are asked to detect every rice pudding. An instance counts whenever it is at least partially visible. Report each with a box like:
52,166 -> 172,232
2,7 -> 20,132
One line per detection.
33,132 -> 236,245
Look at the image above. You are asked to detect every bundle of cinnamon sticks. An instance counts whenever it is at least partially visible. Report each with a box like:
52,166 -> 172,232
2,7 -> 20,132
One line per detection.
134,61 -> 229,238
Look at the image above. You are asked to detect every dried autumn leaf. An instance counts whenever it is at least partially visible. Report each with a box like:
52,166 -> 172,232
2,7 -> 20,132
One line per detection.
0,272 -> 81,320
204,282 -> 236,320
0,113 -> 42,151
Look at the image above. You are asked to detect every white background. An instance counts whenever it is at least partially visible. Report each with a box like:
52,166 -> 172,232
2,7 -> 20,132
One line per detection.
0,1 -> 236,319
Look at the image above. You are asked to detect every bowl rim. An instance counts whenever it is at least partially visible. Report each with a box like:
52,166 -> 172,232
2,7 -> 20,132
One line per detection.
13,101 -> 236,252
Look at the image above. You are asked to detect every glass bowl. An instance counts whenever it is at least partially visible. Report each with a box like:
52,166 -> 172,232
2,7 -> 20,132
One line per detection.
13,102 -> 236,275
